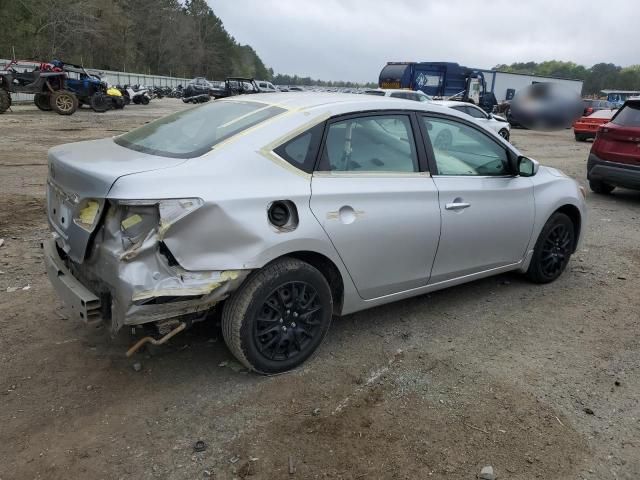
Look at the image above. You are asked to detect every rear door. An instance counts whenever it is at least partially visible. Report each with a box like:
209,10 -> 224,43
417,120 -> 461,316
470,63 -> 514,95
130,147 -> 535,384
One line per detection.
310,112 -> 441,300
418,114 -> 535,283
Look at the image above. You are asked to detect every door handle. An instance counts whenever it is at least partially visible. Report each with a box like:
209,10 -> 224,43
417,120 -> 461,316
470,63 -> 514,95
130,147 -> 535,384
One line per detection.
445,201 -> 471,211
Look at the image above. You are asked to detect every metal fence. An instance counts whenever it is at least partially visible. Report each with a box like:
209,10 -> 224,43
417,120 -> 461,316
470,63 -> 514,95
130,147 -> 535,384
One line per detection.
0,59 -> 191,102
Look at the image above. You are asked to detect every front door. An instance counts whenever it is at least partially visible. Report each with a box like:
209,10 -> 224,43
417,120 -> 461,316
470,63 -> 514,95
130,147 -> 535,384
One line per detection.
419,115 -> 535,283
310,113 -> 441,300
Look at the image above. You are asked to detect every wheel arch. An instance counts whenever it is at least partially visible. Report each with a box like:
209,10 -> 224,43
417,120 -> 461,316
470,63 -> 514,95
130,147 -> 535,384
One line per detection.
269,250 -> 345,315
553,204 -> 582,252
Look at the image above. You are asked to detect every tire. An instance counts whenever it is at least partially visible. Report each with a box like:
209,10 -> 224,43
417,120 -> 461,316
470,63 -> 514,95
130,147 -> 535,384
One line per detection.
133,96 -> 141,104
526,212 -> 575,284
140,95 -> 149,105
90,92 -> 111,113
498,128 -> 510,141
221,258 -> 333,374
49,90 -> 78,115
34,93 -> 52,111
575,133 -> 587,142
0,88 -> 10,114
589,179 -> 615,194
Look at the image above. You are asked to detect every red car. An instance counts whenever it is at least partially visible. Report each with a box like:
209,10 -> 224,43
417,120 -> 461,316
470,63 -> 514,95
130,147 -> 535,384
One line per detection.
574,109 -> 615,141
587,98 -> 640,193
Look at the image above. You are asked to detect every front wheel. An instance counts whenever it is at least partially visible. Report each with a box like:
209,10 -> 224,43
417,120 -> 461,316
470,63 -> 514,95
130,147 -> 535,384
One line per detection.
140,95 -> 150,105
526,212 -> 575,283
221,258 -> 333,374
90,92 -> 111,113
50,90 -> 78,115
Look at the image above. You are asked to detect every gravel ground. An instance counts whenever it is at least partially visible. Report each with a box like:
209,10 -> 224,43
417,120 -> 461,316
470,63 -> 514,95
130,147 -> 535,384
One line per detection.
0,100 -> 639,480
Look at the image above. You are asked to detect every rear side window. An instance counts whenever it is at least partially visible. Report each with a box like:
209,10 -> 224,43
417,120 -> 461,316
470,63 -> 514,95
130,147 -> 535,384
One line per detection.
274,123 -> 324,173
115,101 -> 285,158
612,103 -> 640,127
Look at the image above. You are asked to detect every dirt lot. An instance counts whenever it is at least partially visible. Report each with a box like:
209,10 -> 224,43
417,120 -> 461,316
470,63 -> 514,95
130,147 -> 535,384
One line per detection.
1,100 -> 639,480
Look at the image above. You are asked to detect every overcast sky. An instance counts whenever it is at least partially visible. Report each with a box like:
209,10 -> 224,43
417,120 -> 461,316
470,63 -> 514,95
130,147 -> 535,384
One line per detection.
212,0 -> 637,82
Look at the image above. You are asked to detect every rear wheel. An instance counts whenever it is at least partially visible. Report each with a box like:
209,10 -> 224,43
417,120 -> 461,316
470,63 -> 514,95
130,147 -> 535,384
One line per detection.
222,258 -> 333,374
34,93 -> 52,111
526,212 -> 575,284
589,179 -> 615,194
0,88 -> 11,114
50,90 -> 78,115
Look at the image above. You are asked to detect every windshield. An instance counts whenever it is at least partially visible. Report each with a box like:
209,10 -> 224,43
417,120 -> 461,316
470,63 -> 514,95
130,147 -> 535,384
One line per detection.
115,101 -> 285,158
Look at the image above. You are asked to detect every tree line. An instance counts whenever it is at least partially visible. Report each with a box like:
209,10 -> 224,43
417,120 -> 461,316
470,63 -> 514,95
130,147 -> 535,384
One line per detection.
494,61 -> 640,96
0,0 -> 270,80
0,0 -> 374,86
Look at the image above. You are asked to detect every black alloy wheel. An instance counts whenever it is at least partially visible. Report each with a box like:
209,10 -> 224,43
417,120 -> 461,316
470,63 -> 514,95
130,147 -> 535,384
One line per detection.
222,257 -> 333,374
254,281 -> 323,362
526,212 -> 575,283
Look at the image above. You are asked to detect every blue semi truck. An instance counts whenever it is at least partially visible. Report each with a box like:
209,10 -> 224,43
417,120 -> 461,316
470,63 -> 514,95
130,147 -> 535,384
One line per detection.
378,61 -> 584,113
379,62 -> 494,110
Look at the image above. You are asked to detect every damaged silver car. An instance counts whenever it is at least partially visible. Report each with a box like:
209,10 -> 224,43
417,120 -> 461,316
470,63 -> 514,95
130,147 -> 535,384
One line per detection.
44,93 -> 586,373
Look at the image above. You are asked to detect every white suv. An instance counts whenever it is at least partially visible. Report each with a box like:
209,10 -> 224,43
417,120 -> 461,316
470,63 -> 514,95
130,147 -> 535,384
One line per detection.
256,80 -> 277,93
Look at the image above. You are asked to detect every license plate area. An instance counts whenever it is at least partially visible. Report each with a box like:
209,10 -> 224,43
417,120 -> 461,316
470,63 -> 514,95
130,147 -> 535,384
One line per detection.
47,183 -> 74,237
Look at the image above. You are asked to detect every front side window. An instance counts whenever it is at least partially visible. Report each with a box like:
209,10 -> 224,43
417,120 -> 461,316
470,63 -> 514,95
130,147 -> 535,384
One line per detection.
115,101 -> 285,158
422,116 -> 509,176
318,115 -> 418,172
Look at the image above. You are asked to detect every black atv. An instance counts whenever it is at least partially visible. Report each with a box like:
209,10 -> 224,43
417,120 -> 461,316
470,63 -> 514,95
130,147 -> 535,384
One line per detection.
0,60 -> 78,115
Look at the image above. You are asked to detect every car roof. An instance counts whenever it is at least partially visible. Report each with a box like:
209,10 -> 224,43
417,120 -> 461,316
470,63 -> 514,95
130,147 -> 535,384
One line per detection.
431,100 -> 479,108
221,92 -> 459,117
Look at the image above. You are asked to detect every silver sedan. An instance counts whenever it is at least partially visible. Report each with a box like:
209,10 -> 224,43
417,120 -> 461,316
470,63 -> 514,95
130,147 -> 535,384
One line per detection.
44,93 -> 587,373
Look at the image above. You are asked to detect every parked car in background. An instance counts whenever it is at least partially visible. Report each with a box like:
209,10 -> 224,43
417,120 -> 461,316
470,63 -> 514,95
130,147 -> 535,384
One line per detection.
433,100 -> 511,140
288,86 -> 304,91
364,88 -> 432,102
256,80 -> 277,93
44,93 -> 585,374
573,109 -> 615,141
588,98 -> 640,193
583,99 -> 614,116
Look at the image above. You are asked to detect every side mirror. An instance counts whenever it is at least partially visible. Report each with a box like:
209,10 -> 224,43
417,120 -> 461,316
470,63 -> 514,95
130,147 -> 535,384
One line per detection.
487,112 -> 493,119
517,156 -> 539,177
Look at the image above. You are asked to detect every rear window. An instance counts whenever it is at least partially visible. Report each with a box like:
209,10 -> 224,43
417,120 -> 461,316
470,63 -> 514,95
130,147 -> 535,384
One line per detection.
115,101 -> 285,158
612,103 -> 640,127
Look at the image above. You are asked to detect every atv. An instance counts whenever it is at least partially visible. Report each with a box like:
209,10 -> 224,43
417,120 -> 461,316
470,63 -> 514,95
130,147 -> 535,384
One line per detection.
52,60 -> 114,113
0,60 -> 78,115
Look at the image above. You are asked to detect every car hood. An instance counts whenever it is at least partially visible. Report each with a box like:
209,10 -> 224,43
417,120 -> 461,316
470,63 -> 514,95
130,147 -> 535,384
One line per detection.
48,138 -> 188,198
